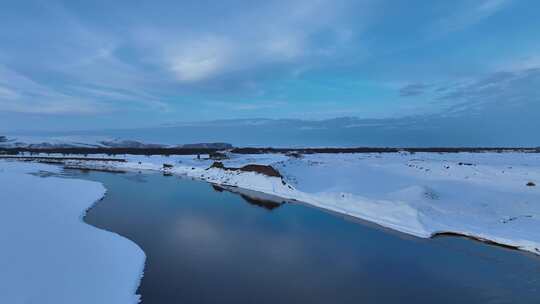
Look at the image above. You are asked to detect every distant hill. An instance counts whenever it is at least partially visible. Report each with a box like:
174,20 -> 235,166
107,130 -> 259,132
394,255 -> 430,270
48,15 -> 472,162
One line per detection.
0,136 -> 233,150
180,143 -> 233,149
4,104 -> 539,148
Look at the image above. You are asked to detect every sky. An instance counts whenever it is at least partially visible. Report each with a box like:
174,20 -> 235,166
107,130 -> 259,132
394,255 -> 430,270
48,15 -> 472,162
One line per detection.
0,0 -> 539,132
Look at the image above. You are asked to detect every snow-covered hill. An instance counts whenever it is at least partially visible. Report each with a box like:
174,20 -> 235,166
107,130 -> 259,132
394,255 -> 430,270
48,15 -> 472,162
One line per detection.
0,135 -> 232,150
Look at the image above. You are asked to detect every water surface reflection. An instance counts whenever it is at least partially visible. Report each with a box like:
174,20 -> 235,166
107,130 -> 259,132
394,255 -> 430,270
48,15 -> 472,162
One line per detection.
66,170 -> 540,304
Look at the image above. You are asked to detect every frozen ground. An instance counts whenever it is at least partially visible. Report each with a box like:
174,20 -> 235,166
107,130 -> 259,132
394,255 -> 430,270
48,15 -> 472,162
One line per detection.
0,161 -> 145,304
47,151 -> 540,255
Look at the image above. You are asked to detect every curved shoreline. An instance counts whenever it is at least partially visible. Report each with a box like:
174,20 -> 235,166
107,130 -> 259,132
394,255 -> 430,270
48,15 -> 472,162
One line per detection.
67,161 -> 540,256
80,189 -> 147,304
0,160 -> 146,304
7,152 -> 540,258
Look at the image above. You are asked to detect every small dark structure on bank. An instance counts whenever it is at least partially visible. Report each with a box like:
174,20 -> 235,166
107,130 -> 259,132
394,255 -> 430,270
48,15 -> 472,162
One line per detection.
527,181 -> 536,187
285,151 -> 303,158
209,152 -> 228,160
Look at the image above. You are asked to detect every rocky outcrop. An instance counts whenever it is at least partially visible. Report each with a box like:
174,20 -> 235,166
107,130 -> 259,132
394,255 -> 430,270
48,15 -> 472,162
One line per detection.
239,164 -> 282,178
209,162 -> 282,178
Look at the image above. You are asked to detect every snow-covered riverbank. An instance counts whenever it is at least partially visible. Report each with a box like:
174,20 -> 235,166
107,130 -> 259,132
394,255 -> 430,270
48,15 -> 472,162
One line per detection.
45,151 -> 540,255
0,161 -> 145,304
3,151 -> 540,256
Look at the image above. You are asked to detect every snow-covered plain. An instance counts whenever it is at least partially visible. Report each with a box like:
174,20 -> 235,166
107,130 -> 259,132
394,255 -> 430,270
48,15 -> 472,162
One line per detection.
0,161 -> 145,304
51,151 -> 540,255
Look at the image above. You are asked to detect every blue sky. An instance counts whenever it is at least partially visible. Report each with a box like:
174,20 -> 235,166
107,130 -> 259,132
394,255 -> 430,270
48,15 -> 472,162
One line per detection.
0,0 -> 539,131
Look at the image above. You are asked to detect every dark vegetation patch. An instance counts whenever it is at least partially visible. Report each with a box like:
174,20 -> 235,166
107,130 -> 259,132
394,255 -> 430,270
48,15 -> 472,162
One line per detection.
209,161 -> 282,178
181,143 -> 233,149
211,184 -> 225,192
0,147 -> 222,156
231,147 -> 540,154
500,215 -> 533,224
433,232 -> 520,251
1,146 -> 540,157
209,161 -> 226,169
36,159 -> 65,164
63,166 -> 127,174
240,164 -> 282,178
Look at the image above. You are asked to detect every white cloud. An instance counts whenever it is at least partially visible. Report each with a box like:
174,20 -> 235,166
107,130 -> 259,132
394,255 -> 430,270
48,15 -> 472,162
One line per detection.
134,0 -> 360,84
165,32 -> 308,83
168,36 -> 233,83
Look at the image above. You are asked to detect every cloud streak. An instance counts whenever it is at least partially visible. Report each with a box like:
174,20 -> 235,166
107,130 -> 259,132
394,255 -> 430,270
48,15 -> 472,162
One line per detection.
399,83 -> 429,97
434,0 -> 510,33
438,67 -> 540,114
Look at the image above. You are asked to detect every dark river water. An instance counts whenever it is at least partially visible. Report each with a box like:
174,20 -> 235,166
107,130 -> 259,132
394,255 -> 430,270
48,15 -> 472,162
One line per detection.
65,170 -> 540,304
